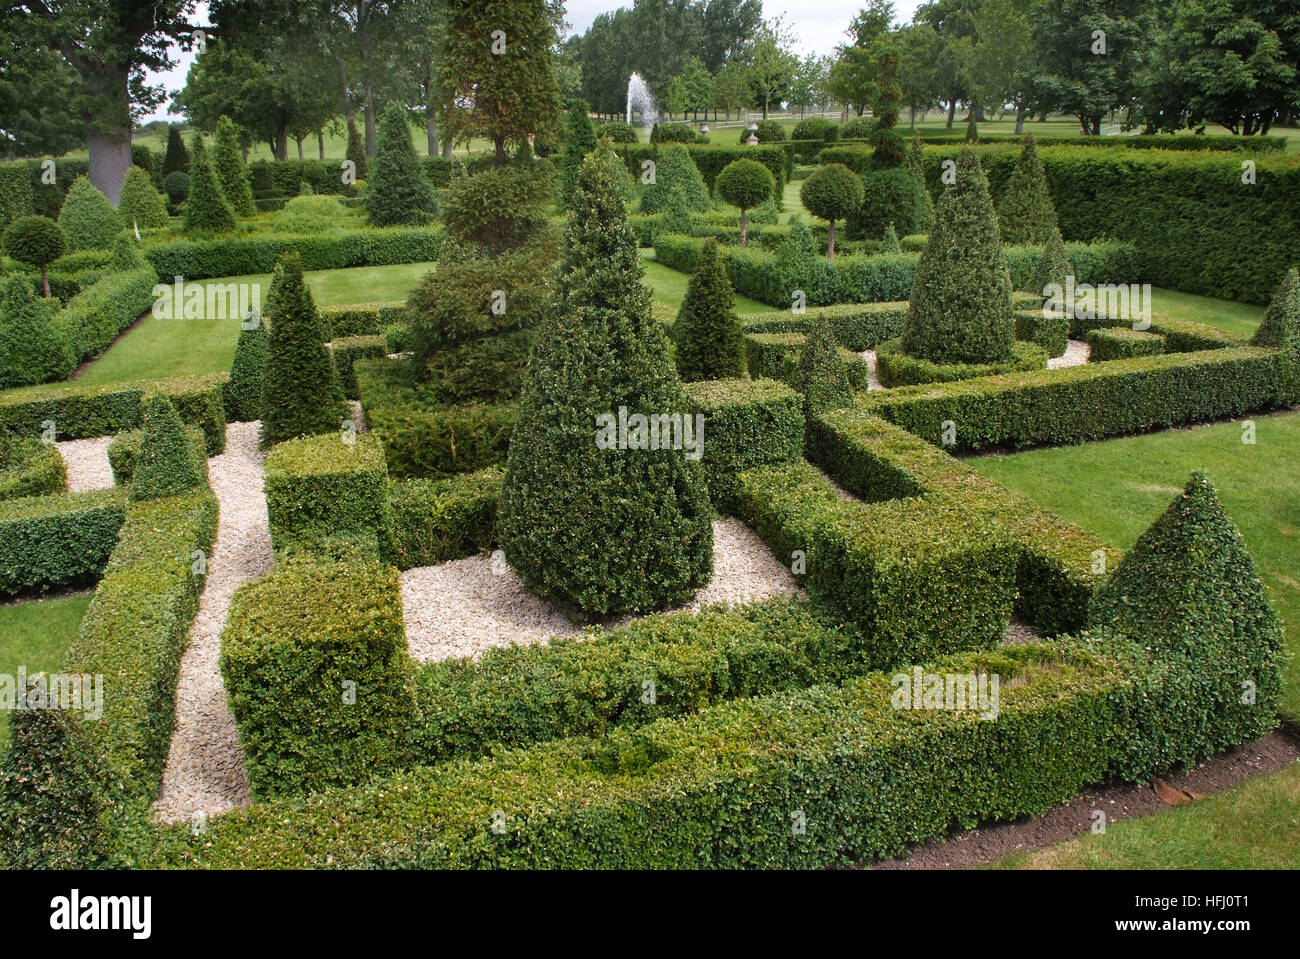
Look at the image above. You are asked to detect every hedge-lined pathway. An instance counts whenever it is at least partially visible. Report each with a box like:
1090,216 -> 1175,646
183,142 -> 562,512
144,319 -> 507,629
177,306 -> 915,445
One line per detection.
56,436 -> 115,492
154,421 -> 268,824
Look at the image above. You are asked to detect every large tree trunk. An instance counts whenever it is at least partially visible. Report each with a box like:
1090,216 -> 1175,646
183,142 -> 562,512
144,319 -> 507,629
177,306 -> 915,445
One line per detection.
296,137 -> 305,160
442,136 -> 453,159
427,111 -> 438,155
364,83 -> 377,157
87,129 -> 132,206
276,123 -> 289,161
318,130 -> 325,159
1014,101 -> 1027,135
946,100 -> 956,130
83,62 -> 132,205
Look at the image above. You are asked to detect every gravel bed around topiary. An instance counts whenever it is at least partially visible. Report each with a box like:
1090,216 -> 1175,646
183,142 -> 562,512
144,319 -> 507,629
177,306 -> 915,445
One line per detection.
1048,339 -> 1090,369
56,435 -> 116,491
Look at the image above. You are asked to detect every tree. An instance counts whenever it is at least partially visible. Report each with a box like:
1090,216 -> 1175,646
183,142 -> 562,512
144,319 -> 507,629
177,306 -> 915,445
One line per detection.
700,0 -> 763,73
213,117 -> 257,218
442,164 -> 554,253
224,318 -> 269,423
559,99 -> 598,209
346,116 -> 369,180
881,222 -> 902,252
672,240 -> 745,380
497,142 -> 714,615
789,54 -> 832,115
1032,226 -> 1073,298
0,275 -> 75,387
998,135 -> 1058,245
746,17 -> 799,118
365,102 -> 438,227
896,23 -> 943,127
906,133 -> 935,233
116,167 -> 171,231
57,176 -> 124,251
968,0 -> 1036,134
901,148 -> 1015,365
0,34 -> 82,159
801,163 -> 866,260
801,314 -> 855,417
183,137 -> 237,235
440,0 -> 561,164
260,253 -> 347,448
715,158 -> 774,247
713,61 -> 751,119
915,0 -> 978,129
639,145 -> 712,215
163,124 -> 192,176
828,46 -> 878,117
2,216 -> 66,297
129,392 -> 204,502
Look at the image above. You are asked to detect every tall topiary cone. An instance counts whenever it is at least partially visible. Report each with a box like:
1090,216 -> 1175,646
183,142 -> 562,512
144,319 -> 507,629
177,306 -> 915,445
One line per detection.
1252,266 -> 1300,352
366,102 -> 436,226
1089,472 -> 1288,778
639,144 -> 711,215
260,253 -> 347,448
498,143 -> 713,615
801,313 -> 855,417
129,392 -> 204,501
901,148 -> 1015,365
1031,225 -> 1072,298
162,125 -> 190,176
183,137 -> 237,234
224,317 -> 269,422
559,99 -> 598,209
672,239 -> 745,380
906,133 -> 935,233
213,116 -> 257,218
998,134 -> 1058,246
117,166 -> 170,229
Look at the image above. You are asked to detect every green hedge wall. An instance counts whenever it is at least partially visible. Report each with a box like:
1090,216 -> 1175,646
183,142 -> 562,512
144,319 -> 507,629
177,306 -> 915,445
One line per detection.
743,333 -> 870,393
876,338 -> 1048,387
1014,309 -> 1069,358
0,488 -> 126,598
0,437 -> 65,500
54,267 -> 159,363
247,159 -> 349,198
332,334 -> 388,399
1086,327 -> 1166,362
741,302 -> 908,352
617,143 -> 788,204
386,467 -> 502,569
221,559 -> 420,799
319,302 -> 408,340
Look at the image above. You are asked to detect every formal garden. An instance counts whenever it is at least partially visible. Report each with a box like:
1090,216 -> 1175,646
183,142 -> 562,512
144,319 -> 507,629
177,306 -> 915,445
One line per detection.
1,0 -> 1299,873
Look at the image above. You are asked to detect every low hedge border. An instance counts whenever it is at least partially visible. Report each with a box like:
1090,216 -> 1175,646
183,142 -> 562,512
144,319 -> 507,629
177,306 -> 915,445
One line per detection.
332,334 -> 388,399
0,437 -> 66,500
386,467 -> 502,570
54,267 -> 158,364
0,488 -> 127,598
0,373 -> 228,454
1086,327 -> 1166,362
875,338 -> 1048,387
740,302 -> 908,352
1014,310 -> 1070,358
105,425 -> 209,487
744,333 -> 870,392
320,302 -> 409,340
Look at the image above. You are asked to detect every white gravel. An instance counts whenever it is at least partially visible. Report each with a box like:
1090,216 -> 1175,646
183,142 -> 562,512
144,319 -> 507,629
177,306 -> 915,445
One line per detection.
1002,621 -> 1044,646
56,436 -> 116,492
401,516 -> 801,663
1049,339 -> 1091,370
859,349 -> 884,391
154,421 -> 268,825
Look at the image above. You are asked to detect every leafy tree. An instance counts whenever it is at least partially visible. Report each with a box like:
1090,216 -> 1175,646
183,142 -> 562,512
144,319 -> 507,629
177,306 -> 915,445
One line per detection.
968,0 -> 1036,134
213,116 -> 257,218
746,17 -> 800,118
365,102 -> 438,227
999,135 -> 1058,245
672,240 -> 745,380
57,176 -> 124,251
2,216 -> 66,297
117,167 -> 170,230
559,99 -> 598,209
639,145 -> 712,215
801,314 -> 855,417
713,61 -> 751,119
0,35 -> 82,160
1029,0 -> 1144,135
901,148 -> 1015,365
801,163 -> 865,260
443,164 -> 554,253
0,274 -> 75,387
183,137 -> 237,235
715,158 -> 774,247
162,124 -> 191,176
260,253 -> 347,448
129,392 -> 204,502
497,142 -> 713,615
896,23 -> 944,127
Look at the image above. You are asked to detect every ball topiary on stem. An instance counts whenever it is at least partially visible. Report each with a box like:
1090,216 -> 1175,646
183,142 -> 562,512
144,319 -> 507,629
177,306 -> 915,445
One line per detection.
2,215 -> 65,297
0,274 -> 75,387
672,239 -> 746,380
117,167 -> 170,230
497,142 -> 714,615
129,392 -> 204,501
638,144 -> 711,215
442,164 -> 555,254
366,102 -> 437,226
800,162 -> 865,261
183,137 -> 237,234
715,158 -> 775,248
901,148 -> 1015,365
57,176 -> 123,251
998,134 -> 1058,246
213,116 -> 258,218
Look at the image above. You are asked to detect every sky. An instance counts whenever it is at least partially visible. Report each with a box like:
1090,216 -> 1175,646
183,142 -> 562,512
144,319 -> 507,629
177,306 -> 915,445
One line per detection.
143,0 -> 928,122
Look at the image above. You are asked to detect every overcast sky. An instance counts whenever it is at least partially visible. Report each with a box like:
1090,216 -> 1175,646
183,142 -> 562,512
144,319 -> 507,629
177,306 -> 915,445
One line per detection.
144,0 -> 927,122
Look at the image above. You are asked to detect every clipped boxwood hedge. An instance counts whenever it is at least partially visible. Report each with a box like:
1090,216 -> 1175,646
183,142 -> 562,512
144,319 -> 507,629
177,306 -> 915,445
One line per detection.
876,338 -> 1047,387
0,488 -> 126,598
741,301 -> 908,352
332,334 -> 388,399
54,266 -> 158,363
1014,309 -> 1069,358
1086,326 -> 1166,362
0,436 -> 65,500
744,332 -> 870,392
386,467 -> 502,569
105,425 -> 207,487
320,301 -> 409,340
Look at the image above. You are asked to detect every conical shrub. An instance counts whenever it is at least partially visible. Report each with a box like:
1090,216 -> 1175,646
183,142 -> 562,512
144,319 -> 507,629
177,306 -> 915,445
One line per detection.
672,239 -> 745,381
108,233 -> 149,271
183,137 -> 237,234
129,392 -> 204,501
497,143 -> 714,615
1089,472 -> 1288,777
116,166 -> 170,230
1251,266 -> 1300,352
345,116 -> 369,181
907,133 -> 935,233
777,217 -> 817,294
259,253 -> 347,447
880,222 -> 901,253
57,176 -> 123,251
901,148 -> 1015,365
0,275 -> 75,387
162,125 -> 190,176
224,317 -> 269,422
366,102 -> 437,226
998,134 -> 1058,246
639,145 -> 711,215
659,189 -> 694,237
559,99 -> 598,209
213,116 -> 257,218
801,313 -> 854,417
1032,226 -> 1073,299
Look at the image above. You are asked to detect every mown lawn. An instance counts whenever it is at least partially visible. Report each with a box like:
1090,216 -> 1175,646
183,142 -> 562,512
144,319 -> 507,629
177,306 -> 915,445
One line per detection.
0,592 -> 92,748
639,250 -> 770,315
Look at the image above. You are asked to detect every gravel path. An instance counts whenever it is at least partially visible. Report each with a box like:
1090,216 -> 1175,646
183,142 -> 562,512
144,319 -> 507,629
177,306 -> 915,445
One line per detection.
56,436 -> 116,492
859,349 -> 884,391
154,421 -> 268,825
402,516 -> 801,662
1049,339 -> 1090,370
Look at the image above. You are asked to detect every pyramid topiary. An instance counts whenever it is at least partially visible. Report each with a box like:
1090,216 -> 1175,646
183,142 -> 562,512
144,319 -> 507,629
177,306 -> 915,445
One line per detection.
801,313 -> 854,417
162,125 -> 190,176
129,392 -> 204,501
116,166 -> 170,230
108,233 -> 149,271
497,142 -> 714,615
907,133 -> 935,233
213,116 -> 258,218
1031,226 -> 1073,299
345,116 -> 369,182
776,216 -> 817,294
559,99 -> 598,210
259,253 -> 348,448
0,274 -> 75,387
1089,472 -> 1288,778
901,148 -> 1015,365
366,102 -> 437,226
880,222 -> 901,253
183,137 -> 237,234
672,239 -> 745,381
639,144 -> 711,215
659,189 -> 694,237
224,317 -> 269,422
56,176 -> 123,251
998,134 -> 1058,246
1251,266 -> 1300,353
848,167 -> 920,240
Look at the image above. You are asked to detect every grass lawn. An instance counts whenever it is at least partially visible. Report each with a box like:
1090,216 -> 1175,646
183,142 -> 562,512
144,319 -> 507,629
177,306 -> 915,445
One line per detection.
76,261 -> 434,387
1150,287 -> 1265,338
969,408 -> 1300,720
0,592 -> 92,748
640,249 -> 771,315
989,762 -> 1300,869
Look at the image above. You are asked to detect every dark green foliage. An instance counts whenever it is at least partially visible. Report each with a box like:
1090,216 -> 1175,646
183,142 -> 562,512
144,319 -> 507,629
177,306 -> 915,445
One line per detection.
1089,472 -> 1288,778
0,489 -> 125,598
1014,309 -> 1070,358
775,217 -> 817,294
876,337 -> 1047,387
2,214 -> 65,296
0,274 -> 75,386
964,112 -> 979,143
182,138 -> 236,235
0,163 -> 35,228
715,158 -> 775,247
658,190 -> 695,237
639,145 -> 711,215
1251,266 -> 1300,353
801,313 -> 855,417
49,266 -> 158,363
841,116 -> 873,139
1085,327 -> 1166,362
345,116 -> 369,182
0,435 -> 65,500
902,149 -> 1015,365
385,467 -> 502,568
213,117 -> 257,218
998,135 -> 1058,246
800,163 -> 864,259
332,334 -> 388,399
116,167 -> 170,230
163,171 -> 190,206
596,121 -> 637,143
672,240 -> 745,380
259,254 -> 347,448
906,134 -> 935,233
56,176 -> 123,251
559,99 -> 598,208
498,143 -> 713,614
162,125 -> 190,176
1032,226 -> 1073,299
366,103 -> 437,227
739,119 -> 786,143
792,117 -> 840,143
848,167 -> 920,240
881,222 -> 901,253
223,318 -> 269,422
867,123 -> 906,169
128,392 -> 205,502
653,123 -> 700,144
442,165 -> 554,253
108,234 -> 148,271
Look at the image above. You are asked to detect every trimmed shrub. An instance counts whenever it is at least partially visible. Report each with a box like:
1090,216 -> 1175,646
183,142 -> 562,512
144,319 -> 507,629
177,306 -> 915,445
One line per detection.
212,117 -> 257,218
345,116 -> 369,182
998,135 -> 1057,246
0,489 -> 126,598
652,123 -> 700,144
800,314 -> 855,416
128,392 -> 205,502
442,165 -> 554,253
740,119 -> 786,143
182,137 -> 236,234
270,194 -> 353,234
745,332 -> 870,392
792,117 -> 840,143
1251,266 -> 1300,353
0,162 -> 35,228
223,319 -> 268,423
906,133 -> 935,233
163,171 -> 190,206
386,467 -> 502,568
162,125 -> 190,176
848,167 -> 921,240
108,233 -> 149,271
596,121 -> 637,143
715,158 -> 775,247
0,436 -> 65,500
742,301 -> 909,352
639,145 -> 711,215
366,103 -> 437,227
4,215 -> 67,297
259,253 -> 347,448
672,239 -> 745,380
559,99 -> 598,209
56,177 -> 123,251
498,143 -> 714,614
1085,327 -> 1166,362
1032,226 -> 1072,298
964,113 -> 979,143
877,337 -> 1047,387
880,222 -> 901,253
801,163 -> 864,260
901,149 -> 1014,365
332,334 -> 388,399
1014,310 -> 1070,358
0,274 -> 75,387
221,559 -> 419,798
106,425 -> 206,487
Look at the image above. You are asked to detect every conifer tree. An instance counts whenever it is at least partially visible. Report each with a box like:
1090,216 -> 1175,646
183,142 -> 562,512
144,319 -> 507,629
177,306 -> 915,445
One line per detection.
224,317 -> 269,422
183,137 -> 237,234
365,102 -> 437,226
672,239 -> 745,380
881,222 -> 901,253
638,144 -> 711,215
129,392 -> 204,501
559,99 -> 598,209
1032,226 -> 1073,299
213,116 -> 258,218
998,134 -> 1058,246
0,274 -> 75,387
162,125 -> 190,176
346,116 -> 369,181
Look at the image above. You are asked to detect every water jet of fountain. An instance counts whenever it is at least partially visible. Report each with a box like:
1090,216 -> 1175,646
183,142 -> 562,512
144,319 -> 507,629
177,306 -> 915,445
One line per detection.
626,73 -> 656,141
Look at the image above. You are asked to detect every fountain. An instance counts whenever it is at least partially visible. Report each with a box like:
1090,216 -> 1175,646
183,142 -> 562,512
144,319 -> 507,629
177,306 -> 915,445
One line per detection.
626,73 -> 656,140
